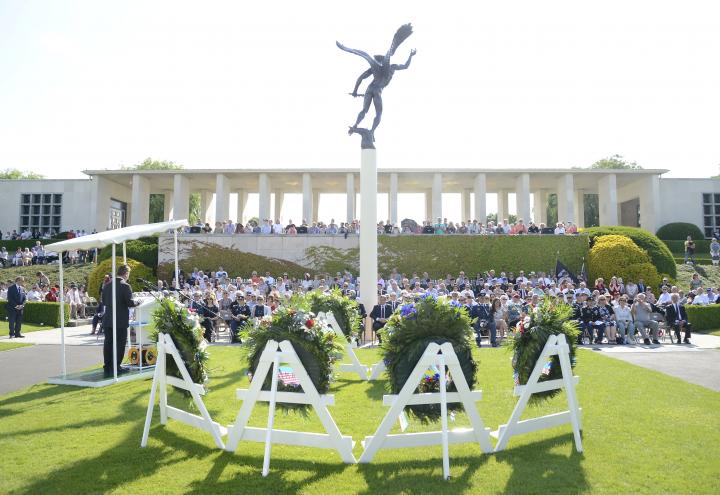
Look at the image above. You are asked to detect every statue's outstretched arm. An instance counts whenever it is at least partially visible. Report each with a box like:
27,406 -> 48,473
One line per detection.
392,49 -> 416,70
336,41 -> 378,68
352,69 -> 373,96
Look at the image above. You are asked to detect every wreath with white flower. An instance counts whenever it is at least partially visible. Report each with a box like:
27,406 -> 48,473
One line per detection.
304,288 -> 361,342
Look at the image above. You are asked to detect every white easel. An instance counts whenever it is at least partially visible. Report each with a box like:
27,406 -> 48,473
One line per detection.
140,333 -> 226,449
359,342 -> 493,480
225,339 -> 356,476
319,311 -> 370,381
492,333 -> 583,452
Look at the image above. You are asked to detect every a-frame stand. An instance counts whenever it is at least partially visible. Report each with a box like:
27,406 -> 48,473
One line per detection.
225,339 -> 356,476
359,342 -> 493,480
141,333 -> 226,449
319,311 -> 369,381
492,333 -> 583,452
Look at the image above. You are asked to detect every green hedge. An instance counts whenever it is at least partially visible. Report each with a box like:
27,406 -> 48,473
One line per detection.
0,239 -> 55,251
663,240 -> 712,255
583,226 -> 676,278
685,304 -> 720,331
0,301 -> 70,327
87,258 -> 154,299
656,222 -> 704,240
98,237 -> 158,272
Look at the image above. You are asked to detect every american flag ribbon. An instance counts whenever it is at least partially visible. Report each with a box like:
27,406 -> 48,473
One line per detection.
541,361 -> 552,376
277,366 -> 300,386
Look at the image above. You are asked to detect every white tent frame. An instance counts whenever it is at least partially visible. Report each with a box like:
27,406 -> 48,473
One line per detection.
45,219 -> 188,385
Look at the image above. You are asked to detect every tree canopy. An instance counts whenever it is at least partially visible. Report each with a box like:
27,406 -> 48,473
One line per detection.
589,154 -> 642,170
122,158 -> 183,170
0,168 -> 44,179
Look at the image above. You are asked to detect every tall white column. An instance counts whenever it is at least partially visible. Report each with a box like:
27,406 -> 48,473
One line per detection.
274,191 -> 284,221
215,174 -> 230,223
162,190 -> 173,221
258,173 -> 271,222
130,174 -> 150,225
533,189 -> 547,225
639,174 -> 661,233
425,190 -> 432,221
461,189 -> 471,222
389,173 -> 398,225
359,148 -> 378,314
556,174 -> 576,224
302,173 -> 312,224
497,190 -> 509,222
199,190 -> 214,225
474,173 -> 487,223
598,173 -> 619,227
172,174 -> 190,222
312,191 -> 320,223
432,173 -> 443,221
575,190 -> 586,228
236,190 -> 247,224
515,173 -> 531,223
346,173 -> 356,223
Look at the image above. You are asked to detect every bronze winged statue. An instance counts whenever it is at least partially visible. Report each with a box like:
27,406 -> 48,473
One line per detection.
337,23 -> 416,148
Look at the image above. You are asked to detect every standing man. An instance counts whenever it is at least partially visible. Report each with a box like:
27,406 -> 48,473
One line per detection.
6,276 -> 27,338
101,265 -> 138,377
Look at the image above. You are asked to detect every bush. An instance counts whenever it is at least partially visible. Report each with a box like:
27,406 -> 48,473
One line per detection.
583,226 -> 676,278
0,239 -> 55,252
663,239 -> 711,255
0,301 -> 70,326
87,258 -> 154,299
588,235 -> 661,289
656,222 -> 704,241
685,304 -> 720,331
98,237 -> 158,272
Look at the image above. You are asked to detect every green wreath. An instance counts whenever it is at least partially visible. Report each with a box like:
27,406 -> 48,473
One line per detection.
380,295 -> 477,424
510,299 -> 579,403
304,288 -> 361,342
152,298 -> 209,395
242,306 -> 344,413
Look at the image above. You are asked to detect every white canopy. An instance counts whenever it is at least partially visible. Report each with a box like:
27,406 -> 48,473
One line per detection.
45,219 -> 188,252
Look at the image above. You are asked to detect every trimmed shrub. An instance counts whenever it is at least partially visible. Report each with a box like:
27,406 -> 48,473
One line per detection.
0,239 -> 55,252
588,235 -> 661,288
685,304 -> 720,331
584,226 -> 676,278
656,222 -> 704,241
87,258 -> 154,298
98,237 -> 158,272
663,239 -> 711,255
0,301 -> 70,327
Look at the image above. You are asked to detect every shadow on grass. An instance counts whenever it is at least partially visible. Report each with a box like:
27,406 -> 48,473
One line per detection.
363,378 -> 389,401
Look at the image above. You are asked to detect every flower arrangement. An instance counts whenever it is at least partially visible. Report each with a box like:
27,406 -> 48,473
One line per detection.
242,305 -> 344,413
379,295 -> 477,423
152,298 -> 209,395
509,299 -> 579,403
304,288 -> 361,342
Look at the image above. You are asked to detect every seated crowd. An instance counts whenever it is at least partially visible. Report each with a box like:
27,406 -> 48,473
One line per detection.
0,272 -> 93,321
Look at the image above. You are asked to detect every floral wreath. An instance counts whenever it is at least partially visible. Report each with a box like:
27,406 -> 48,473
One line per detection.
305,288 -> 361,342
380,295 -> 477,423
510,299 -> 579,403
243,306 -> 344,413
152,297 -> 210,395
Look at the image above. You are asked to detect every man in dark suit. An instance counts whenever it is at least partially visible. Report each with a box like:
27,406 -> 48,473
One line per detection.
471,293 -> 497,347
665,293 -> 692,344
101,264 -> 139,377
229,293 -> 251,344
369,294 -> 390,345
387,292 -> 400,313
6,276 -> 27,338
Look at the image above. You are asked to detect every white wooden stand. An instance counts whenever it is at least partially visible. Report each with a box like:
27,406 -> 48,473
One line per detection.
140,333 -> 226,449
492,333 -> 583,453
359,342 -> 493,480
225,339 -> 356,476
319,311 -> 369,381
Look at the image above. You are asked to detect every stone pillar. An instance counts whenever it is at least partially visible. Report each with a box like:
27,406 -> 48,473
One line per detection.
425,190 -> 432,221
312,191 -> 320,223
172,174 -> 190,222
639,174 -> 661,233
474,173 -> 487,223
533,189 -> 547,225
389,173 -> 398,225
346,173 -> 356,223
575,190 -> 586,228
432,173 -> 442,221
274,191 -> 284,221
258,173 -> 271,222
515,173 -> 531,223
461,189 -> 471,222
199,190 -> 214,225
598,173 -> 619,227
130,174 -> 150,225
302,173 -> 312,224
236,190 -> 247,224
162,190 -> 173,221
215,174 -> 230,223
556,174 -> 576,224
359,148 -> 378,315
497,190 -> 509,222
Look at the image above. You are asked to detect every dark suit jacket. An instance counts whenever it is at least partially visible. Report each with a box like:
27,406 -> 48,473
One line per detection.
370,303 -> 390,330
6,284 -> 26,314
101,277 -> 138,329
356,303 -> 367,319
665,303 -> 688,324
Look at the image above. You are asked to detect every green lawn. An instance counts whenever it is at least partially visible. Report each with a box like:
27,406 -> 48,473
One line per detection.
0,320 -> 48,337
675,263 -> 720,290
0,347 -> 718,494
0,341 -> 32,351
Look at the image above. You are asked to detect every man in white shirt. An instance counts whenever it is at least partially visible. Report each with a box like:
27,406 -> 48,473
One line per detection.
260,220 -> 272,234
26,284 -> 43,301
215,267 -> 228,279
692,288 -> 710,305
574,282 -> 592,298
273,219 -> 283,234
656,286 -> 672,306
67,284 -> 86,319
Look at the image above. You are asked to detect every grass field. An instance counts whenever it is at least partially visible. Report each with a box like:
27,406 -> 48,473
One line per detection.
0,341 -> 32,351
675,263 -> 720,290
0,346 -> 718,494
0,320 -> 47,337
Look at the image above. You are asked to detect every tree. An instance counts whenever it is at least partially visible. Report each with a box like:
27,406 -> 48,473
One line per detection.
122,158 -> 182,171
0,168 -> 44,179
584,193 -> 599,227
589,154 -> 642,170
547,193 -> 558,226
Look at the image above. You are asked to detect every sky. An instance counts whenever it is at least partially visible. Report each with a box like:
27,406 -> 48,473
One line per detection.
1,0 -> 719,221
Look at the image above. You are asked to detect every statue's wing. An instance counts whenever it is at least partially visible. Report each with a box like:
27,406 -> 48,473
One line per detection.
336,41 -> 379,67
385,23 -> 413,59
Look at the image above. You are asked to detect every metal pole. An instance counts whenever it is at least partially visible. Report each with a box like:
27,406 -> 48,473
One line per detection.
112,243 -> 118,382
439,354 -> 450,480
173,229 -> 179,290
123,241 -> 127,264
59,252 -> 66,377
